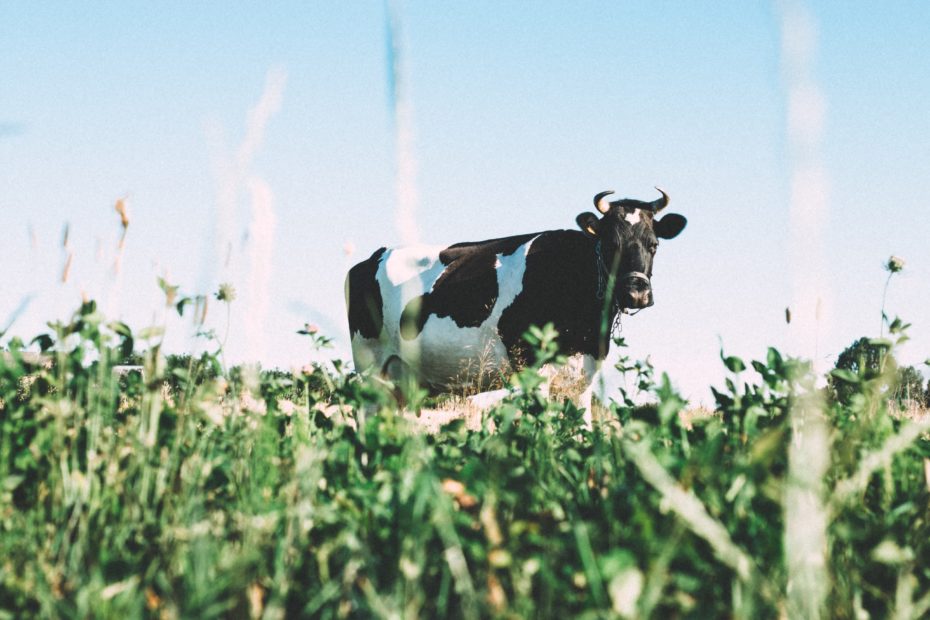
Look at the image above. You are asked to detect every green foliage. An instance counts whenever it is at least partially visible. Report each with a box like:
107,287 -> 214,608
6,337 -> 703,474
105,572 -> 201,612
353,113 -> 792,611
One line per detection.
1,301 -> 928,619
831,336 -> 896,405
831,332 -> 927,407
897,365 -> 926,406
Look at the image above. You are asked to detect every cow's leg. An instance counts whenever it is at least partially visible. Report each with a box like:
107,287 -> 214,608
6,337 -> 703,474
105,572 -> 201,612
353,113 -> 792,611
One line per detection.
576,354 -> 601,428
382,355 -> 420,410
538,354 -> 600,428
350,334 -> 381,376
537,363 -> 558,400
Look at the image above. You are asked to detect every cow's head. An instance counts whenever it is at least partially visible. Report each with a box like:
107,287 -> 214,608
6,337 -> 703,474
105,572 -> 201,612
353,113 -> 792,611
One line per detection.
575,188 -> 686,310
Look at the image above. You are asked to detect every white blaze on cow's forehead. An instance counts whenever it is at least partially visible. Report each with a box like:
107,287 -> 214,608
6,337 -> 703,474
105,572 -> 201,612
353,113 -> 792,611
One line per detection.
623,208 -> 642,225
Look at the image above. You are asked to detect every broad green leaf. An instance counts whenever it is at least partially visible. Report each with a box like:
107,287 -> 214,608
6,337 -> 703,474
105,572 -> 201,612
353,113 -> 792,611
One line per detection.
138,326 -> 165,340
724,356 -> 746,373
830,368 -> 859,383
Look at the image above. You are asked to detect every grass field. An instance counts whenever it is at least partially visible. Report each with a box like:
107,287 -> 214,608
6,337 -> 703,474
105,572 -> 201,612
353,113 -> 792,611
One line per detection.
1,293 -> 929,619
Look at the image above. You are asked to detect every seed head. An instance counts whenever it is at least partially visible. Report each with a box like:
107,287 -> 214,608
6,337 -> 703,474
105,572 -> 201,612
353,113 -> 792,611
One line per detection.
885,255 -> 905,273
114,197 -> 130,230
216,282 -> 237,303
298,323 -> 320,335
164,284 -> 178,307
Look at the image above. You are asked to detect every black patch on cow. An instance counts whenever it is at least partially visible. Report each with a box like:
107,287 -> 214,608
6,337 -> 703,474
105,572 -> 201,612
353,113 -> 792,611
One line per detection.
347,247 -> 387,339
498,230 -> 611,365
400,233 -> 538,340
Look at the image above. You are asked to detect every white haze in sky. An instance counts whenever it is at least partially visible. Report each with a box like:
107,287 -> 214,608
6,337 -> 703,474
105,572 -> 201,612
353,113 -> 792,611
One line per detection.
206,67 -> 287,362
386,0 -> 421,246
782,2 -> 831,372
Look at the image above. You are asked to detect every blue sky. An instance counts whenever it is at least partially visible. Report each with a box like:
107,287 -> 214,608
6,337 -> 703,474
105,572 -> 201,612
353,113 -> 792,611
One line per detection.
2,2 -> 929,402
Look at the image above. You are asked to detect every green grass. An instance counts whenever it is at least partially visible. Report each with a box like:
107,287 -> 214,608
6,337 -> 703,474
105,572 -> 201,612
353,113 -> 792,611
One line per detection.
1,299 -> 929,619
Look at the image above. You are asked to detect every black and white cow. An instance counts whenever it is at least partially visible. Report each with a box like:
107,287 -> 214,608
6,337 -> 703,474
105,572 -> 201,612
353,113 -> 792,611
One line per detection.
345,188 -> 686,415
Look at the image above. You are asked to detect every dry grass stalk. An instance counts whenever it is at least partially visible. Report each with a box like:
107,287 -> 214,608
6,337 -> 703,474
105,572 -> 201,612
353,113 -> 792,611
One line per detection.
61,253 -> 73,284
113,197 -> 130,274
114,197 -> 130,230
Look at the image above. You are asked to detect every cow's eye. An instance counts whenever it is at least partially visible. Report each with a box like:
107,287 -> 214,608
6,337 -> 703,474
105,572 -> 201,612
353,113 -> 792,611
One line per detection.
649,242 -> 658,254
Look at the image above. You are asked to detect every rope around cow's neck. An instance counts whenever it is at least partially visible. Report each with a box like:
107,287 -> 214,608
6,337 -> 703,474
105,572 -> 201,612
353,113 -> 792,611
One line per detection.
594,240 -> 639,336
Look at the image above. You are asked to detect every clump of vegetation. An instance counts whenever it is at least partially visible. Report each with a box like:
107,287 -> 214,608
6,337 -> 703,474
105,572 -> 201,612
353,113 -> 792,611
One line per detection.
830,334 -> 927,407
1,273 -> 928,618
829,255 -> 927,409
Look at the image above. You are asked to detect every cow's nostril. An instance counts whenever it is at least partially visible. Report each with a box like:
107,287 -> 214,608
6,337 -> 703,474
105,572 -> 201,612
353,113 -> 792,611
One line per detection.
623,272 -> 651,292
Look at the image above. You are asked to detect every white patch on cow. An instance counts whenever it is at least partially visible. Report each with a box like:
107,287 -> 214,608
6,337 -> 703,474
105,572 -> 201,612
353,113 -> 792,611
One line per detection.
623,208 -> 642,225
374,246 -> 447,372
408,314 -> 509,389
494,237 -> 536,312
360,236 -> 541,392
350,246 -> 443,378
382,245 -> 445,286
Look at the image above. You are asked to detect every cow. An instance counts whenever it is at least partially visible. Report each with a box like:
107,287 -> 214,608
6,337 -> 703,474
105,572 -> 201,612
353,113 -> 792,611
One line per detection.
345,188 -> 686,420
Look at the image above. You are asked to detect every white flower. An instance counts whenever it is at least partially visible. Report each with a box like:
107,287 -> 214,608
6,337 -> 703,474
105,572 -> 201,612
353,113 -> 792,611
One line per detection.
202,402 -> 227,426
278,399 -> 297,416
885,255 -> 905,273
609,568 -> 644,618
240,391 -> 267,415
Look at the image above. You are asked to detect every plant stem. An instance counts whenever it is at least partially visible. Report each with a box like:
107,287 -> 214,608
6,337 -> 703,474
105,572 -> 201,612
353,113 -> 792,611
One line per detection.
880,271 -> 893,337
215,302 -> 232,376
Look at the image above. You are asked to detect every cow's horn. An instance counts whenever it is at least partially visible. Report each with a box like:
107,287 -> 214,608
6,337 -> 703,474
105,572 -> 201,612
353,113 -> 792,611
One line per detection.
594,190 -> 614,214
649,187 -> 669,212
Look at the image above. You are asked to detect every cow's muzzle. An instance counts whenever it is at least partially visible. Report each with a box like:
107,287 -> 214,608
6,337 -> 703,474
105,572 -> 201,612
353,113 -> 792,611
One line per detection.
619,272 -> 653,310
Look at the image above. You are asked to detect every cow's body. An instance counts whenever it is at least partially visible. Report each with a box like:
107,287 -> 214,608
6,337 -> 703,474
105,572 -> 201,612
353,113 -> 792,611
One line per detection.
347,230 -> 606,393
345,188 -> 687,415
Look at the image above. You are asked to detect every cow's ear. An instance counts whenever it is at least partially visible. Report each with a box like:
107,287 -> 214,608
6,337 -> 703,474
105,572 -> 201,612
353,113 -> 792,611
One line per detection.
655,213 -> 687,239
576,212 -> 600,237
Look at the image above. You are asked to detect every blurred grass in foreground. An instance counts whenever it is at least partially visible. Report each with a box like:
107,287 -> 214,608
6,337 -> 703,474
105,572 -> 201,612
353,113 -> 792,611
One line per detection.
1,295 -> 929,619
